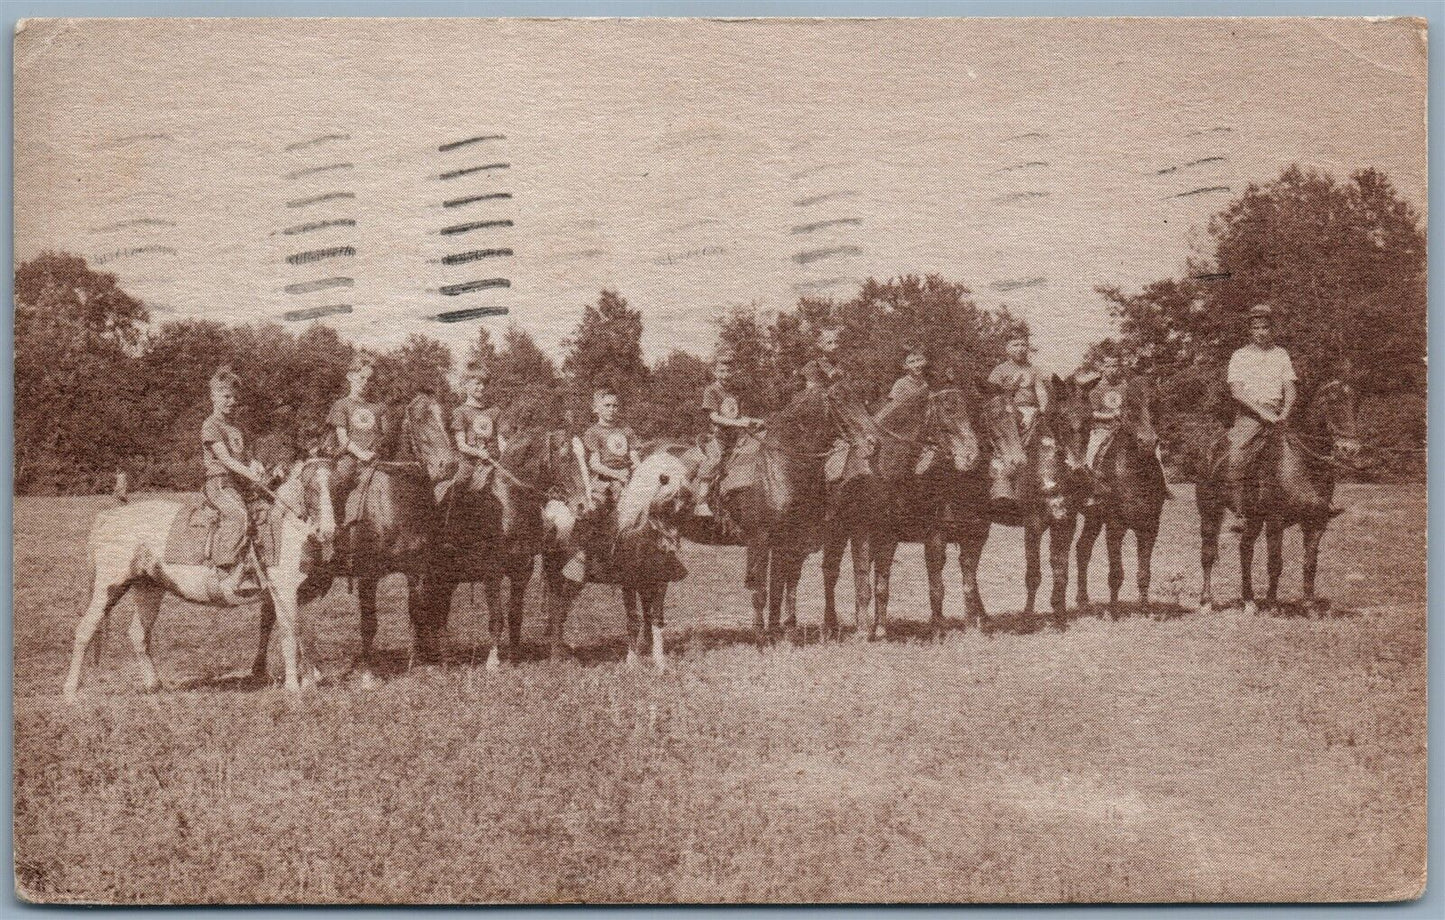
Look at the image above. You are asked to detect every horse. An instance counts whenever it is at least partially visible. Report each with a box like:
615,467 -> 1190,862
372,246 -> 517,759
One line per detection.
541,445 -> 700,671
1196,376 -> 1362,616
734,380 -> 881,640
254,394 -> 456,683
426,426 -> 581,670
1068,382 -> 1170,618
63,457 -> 336,700
841,384 -> 984,639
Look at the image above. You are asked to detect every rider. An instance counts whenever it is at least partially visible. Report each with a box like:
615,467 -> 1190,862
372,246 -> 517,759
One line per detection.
886,343 -> 936,472
696,355 -> 762,516
797,324 -> 845,393
447,362 -> 503,499
583,386 -> 641,509
201,366 -> 268,601
326,353 -> 383,524
1084,349 -> 1161,501
1225,303 -> 1297,517
987,323 -> 1049,501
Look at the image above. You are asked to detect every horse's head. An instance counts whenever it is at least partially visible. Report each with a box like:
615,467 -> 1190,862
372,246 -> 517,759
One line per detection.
1049,373 -> 1094,473
282,456 -> 337,546
1032,428 -> 1075,522
402,394 -> 458,483
825,379 -> 881,462
1309,377 -> 1364,468
616,447 -> 698,535
926,388 -> 981,473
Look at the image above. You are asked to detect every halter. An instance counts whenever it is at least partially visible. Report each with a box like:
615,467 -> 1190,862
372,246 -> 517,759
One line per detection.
765,387 -> 872,460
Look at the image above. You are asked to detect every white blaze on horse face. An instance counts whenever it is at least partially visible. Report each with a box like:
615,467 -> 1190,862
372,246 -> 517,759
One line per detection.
544,499 -> 576,543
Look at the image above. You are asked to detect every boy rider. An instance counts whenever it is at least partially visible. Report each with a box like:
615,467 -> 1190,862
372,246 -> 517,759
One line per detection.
583,387 -> 641,507
202,366 -> 267,601
1225,304 -> 1297,515
327,354 -> 382,523
697,356 -> 763,515
449,363 -> 504,497
986,325 -> 1049,501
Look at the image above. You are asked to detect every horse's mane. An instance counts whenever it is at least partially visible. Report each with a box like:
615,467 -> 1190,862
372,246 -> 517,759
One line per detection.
615,448 -> 694,535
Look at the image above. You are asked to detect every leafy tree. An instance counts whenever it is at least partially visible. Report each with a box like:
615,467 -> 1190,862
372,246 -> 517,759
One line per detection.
373,333 -> 453,407
635,350 -> 712,440
561,290 -> 649,403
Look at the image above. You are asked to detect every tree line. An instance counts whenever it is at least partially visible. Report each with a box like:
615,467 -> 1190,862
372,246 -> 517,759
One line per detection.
14,164 -> 1425,495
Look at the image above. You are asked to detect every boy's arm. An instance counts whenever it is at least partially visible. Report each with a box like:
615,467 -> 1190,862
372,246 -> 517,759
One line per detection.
1278,379 -> 1298,422
1034,373 -> 1051,411
1227,382 -> 1279,422
453,431 -> 488,460
209,439 -> 259,482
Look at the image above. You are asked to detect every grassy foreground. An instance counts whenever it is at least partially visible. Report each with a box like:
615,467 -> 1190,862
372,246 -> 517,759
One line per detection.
12,485 -> 1426,903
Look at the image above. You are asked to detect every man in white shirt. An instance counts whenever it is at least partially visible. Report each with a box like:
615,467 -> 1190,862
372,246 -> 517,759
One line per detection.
1225,304 -> 1297,514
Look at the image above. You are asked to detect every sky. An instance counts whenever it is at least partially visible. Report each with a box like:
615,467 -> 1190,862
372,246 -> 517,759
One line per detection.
14,16 -> 1428,375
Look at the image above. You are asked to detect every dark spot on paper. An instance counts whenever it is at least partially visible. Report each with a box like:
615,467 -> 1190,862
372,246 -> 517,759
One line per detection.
793,190 -> 858,207
284,277 -> 354,295
443,192 -> 513,209
438,248 -> 513,265
792,245 -> 863,265
286,162 -> 354,180
286,246 -> 356,265
286,191 -> 356,208
283,303 -> 353,321
280,218 -> 357,235
435,306 -> 511,323
439,278 -> 511,296
1165,186 -> 1231,200
437,163 -> 510,181
438,135 -> 506,152
790,217 -> 863,235
439,219 -> 514,236
286,133 -> 350,151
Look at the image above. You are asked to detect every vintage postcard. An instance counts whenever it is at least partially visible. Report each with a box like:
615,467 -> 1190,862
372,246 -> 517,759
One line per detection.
13,16 -> 1427,903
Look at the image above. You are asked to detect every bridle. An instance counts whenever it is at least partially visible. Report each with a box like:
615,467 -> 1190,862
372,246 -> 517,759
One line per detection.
765,387 -> 876,461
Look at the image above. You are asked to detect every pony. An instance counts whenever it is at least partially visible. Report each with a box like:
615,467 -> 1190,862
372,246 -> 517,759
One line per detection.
254,394 -> 456,683
542,445 -> 699,672
63,457 -> 336,700
1196,376 -> 1362,615
1066,378 -> 1170,618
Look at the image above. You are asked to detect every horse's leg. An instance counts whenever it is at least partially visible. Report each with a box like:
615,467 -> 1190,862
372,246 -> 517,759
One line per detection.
1136,524 -> 1159,619
252,593 -> 276,678
1104,520 -> 1125,620
1198,496 -> 1222,615
1264,522 -> 1284,612
821,534 -> 843,636
507,561 -> 529,662
127,582 -> 166,694
923,531 -> 946,637
1302,523 -> 1326,617
623,587 -> 641,669
267,583 -> 304,693
1075,512 -> 1102,612
483,576 -> 505,670
543,566 -> 581,660
867,534 -> 890,641
1048,517 -> 1075,630
767,550 -> 787,633
649,583 -> 668,673
960,520 -> 990,630
1239,518 -> 1263,615
357,576 -> 380,682
782,551 -> 805,637
64,572 -> 131,701
1023,523 -> 1042,619
747,544 -> 768,641
852,526 -> 875,638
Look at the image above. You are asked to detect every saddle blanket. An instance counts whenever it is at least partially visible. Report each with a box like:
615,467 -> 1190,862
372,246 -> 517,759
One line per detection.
163,497 -> 275,567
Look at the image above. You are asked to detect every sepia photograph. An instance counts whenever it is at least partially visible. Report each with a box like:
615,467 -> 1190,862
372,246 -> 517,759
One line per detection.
11,14 -> 1429,904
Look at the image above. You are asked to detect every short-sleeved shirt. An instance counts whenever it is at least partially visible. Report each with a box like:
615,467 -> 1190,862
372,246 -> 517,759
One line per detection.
1090,377 -> 1132,426
583,422 -> 636,472
202,412 -> 250,480
702,382 -> 743,446
799,356 -> 843,390
888,374 -> 930,405
1227,345 -> 1297,413
326,394 -> 383,453
990,361 -> 1043,407
451,403 -> 501,452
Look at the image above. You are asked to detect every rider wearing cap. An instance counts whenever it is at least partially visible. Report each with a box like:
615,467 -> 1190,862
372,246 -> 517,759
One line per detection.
696,355 -> 762,516
449,362 -> 504,497
327,353 -> 383,524
1225,303 -> 1297,515
986,323 -> 1048,501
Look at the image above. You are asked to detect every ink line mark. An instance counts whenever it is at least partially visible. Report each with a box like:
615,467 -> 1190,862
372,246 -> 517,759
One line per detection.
286,133 -> 350,151
435,306 -> 510,323
990,276 -> 1048,292
439,278 -> 511,296
286,191 -> 356,208
992,191 -> 1050,204
439,135 -> 506,152
438,248 -> 513,265
1164,186 -> 1231,200
1156,156 -> 1227,175
284,277 -> 354,295
439,219 -> 514,236
287,162 -> 354,180
993,161 -> 1050,174
793,190 -> 858,207
280,218 -> 357,235
792,245 -> 863,265
283,304 -> 353,321
790,217 -> 863,235
437,163 -> 510,181
92,245 -> 177,265
443,192 -> 513,208
286,246 -> 356,265
91,218 -> 176,232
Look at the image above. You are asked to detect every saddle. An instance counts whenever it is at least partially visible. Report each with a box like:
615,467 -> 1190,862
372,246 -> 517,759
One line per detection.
163,497 -> 275,568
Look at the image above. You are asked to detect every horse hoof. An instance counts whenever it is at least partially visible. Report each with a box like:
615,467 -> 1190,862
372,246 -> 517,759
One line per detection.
359,671 -> 378,690
485,648 -> 502,672
63,687 -> 80,704
653,657 -> 668,675
1243,600 -> 1259,616
626,649 -> 639,669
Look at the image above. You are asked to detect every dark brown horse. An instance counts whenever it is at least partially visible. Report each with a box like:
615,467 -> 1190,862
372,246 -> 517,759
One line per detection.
737,380 -> 880,640
842,385 -> 983,639
1197,377 -> 1362,616
426,426 -> 581,669
254,394 -> 456,682
1069,383 -> 1170,618
541,443 -> 700,671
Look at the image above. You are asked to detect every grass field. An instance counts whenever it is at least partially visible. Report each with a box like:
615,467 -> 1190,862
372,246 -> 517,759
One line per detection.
12,484 -> 1426,903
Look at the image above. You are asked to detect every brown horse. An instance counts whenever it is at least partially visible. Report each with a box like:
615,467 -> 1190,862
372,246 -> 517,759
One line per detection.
841,385 -> 983,639
1196,377 -> 1362,616
425,426 -> 580,669
737,380 -> 880,640
1069,383 -> 1170,618
254,394 -> 456,682
541,444 -> 700,671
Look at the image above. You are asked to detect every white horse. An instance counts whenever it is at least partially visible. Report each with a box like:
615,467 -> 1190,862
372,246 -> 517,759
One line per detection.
63,458 -> 336,701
